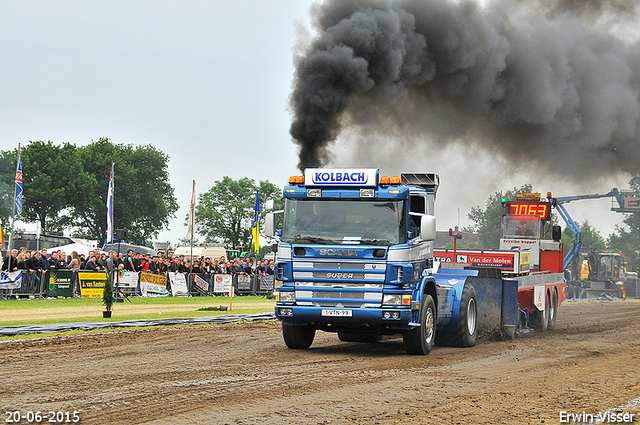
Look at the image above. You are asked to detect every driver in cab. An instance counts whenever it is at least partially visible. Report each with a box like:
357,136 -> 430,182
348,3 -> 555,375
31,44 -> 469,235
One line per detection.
515,220 -> 534,237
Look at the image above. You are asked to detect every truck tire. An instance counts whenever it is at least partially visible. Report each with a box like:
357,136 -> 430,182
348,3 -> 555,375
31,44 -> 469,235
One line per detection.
437,283 -> 478,347
282,323 -> 315,349
547,288 -> 558,330
530,290 -> 550,331
338,333 -> 380,343
403,294 -> 436,355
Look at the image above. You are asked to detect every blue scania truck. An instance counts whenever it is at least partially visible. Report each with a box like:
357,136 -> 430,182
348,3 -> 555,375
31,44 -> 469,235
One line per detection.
265,168 -> 521,355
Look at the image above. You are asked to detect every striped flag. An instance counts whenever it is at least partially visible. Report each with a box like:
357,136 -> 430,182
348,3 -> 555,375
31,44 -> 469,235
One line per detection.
186,180 -> 195,240
15,150 -> 23,215
252,190 -> 260,253
106,163 -> 114,243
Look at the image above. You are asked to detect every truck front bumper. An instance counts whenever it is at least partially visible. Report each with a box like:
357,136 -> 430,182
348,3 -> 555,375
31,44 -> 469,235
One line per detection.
275,304 -> 413,326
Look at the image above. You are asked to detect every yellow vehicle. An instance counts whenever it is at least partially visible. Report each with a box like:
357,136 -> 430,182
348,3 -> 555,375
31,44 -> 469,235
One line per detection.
580,251 -> 627,298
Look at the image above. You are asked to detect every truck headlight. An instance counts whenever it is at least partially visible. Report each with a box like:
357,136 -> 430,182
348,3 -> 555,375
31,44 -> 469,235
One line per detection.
277,291 -> 295,303
382,294 -> 412,306
383,294 -> 402,305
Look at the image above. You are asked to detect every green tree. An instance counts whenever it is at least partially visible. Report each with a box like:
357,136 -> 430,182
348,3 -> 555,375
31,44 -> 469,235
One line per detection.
464,185 -> 534,249
20,141 -> 85,231
0,149 -> 18,230
561,220 -> 607,253
67,138 -> 179,245
195,177 -> 281,248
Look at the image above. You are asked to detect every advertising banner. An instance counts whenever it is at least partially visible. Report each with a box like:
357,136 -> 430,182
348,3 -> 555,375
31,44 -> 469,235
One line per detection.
192,274 -> 210,295
236,274 -> 251,290
434,250 -> 523,273
140,272 -> 169,297
47,270 -> 74,297
258,275 -> 274,291
0,271 -> 22,290
213,274 -> 232,293
169,273 -> 189,296
78,271 -> 108,298
117,271 -> 139,289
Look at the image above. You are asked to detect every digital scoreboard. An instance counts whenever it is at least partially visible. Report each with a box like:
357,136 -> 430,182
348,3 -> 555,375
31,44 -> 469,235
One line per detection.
506,201 -> 551,220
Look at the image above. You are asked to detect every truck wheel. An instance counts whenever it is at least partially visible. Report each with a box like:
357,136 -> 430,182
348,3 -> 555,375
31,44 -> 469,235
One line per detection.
456,283 -> 478,347
436,283 -> 477,347
282,323 -> 315,349
530,290 -> 550,331
547,288 -> 558,330
338,333 -> 380,343
403,294 -> 436,355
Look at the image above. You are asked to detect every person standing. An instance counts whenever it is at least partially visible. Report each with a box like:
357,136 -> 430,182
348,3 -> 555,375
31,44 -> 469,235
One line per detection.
38,249 -> 51,271
68,251 -> 81,271
2,249 -> 19,271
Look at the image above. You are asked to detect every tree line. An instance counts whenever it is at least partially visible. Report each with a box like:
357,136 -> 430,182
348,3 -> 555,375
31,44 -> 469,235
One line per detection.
0,139 -> 282,249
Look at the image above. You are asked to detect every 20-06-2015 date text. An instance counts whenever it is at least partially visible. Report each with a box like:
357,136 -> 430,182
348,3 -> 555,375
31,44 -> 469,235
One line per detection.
5,411 -> 80,423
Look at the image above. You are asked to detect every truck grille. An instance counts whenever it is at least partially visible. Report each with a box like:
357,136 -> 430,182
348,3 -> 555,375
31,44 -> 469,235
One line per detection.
313,302 -> 364,308
312,262 -> 366,269
312,291 -> 365,299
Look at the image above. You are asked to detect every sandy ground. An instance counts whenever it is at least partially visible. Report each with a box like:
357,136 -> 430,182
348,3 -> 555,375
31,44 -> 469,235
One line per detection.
1,300 -> 639,425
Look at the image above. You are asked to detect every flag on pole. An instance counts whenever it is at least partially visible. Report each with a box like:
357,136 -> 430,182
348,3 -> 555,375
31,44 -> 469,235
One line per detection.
252,190 -> 260,253
186,180 -> 196,240
106,163 -> 114,243
15,152 -> 23,215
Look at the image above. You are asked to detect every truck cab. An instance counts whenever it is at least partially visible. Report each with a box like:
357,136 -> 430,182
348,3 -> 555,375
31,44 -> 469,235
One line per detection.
265,169 -> 482,355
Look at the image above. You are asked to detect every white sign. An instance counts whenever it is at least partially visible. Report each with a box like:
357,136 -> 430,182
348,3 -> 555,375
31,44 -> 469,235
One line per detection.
213,274 -> 232,293
304,168 -> 378,187
169,273 -> 189,296
117,271 -> 138,289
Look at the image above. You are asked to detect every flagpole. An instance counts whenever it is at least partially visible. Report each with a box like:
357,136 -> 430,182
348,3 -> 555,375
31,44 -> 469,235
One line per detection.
8,144 -> 21,253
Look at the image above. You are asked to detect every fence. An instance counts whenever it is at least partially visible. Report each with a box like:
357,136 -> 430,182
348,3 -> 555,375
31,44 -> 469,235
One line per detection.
0,269 -> 276,299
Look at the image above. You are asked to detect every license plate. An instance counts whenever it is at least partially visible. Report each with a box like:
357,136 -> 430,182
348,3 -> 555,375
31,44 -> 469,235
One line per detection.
321,309 -> 352,317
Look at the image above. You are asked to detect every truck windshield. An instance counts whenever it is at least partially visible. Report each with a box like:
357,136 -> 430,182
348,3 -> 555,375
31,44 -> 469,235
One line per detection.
282,199 -> 407,246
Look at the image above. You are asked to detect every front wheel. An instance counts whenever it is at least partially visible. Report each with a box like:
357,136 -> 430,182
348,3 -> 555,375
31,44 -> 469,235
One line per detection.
403,294 -> 436,355
282,323 -> 315,349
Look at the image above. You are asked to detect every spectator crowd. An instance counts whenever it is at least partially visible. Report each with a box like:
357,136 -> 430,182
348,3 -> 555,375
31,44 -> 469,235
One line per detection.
2,246 -> 276,278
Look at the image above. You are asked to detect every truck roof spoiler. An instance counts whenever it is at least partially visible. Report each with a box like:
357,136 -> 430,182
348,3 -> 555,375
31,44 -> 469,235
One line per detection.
401,173 -> 440,192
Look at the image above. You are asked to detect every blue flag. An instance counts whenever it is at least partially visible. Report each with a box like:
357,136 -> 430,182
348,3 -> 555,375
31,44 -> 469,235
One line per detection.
15,155 -> 23,215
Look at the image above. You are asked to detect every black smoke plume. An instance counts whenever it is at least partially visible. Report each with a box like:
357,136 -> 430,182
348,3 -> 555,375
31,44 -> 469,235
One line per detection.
290,0 -> 640,178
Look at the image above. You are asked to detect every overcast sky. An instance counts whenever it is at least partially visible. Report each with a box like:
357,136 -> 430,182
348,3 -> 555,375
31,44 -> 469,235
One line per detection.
0,1 -> 634,247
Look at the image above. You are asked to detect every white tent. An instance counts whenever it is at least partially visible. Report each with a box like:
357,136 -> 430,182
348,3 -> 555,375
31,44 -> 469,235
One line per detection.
46,242 -> 94,258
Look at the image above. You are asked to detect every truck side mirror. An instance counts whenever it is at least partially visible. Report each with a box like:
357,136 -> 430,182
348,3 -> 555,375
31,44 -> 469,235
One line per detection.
264,212 -> 276,238
265,199 -> 274,212
420,215 -> 436,241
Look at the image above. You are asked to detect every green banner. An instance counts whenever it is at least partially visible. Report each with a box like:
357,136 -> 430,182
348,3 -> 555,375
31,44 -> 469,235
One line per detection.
46,270 -> 75,297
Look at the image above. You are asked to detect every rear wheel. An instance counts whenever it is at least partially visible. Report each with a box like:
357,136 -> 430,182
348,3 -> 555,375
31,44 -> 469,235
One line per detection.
282,323 -> 315,349
403,294 -> 436,355
437,283 -> 478,347
547,288 -> 558,330
530,290 -> 550,331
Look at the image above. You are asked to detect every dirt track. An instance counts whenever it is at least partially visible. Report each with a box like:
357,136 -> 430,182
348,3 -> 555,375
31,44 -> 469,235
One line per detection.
1,300 -> 639,425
